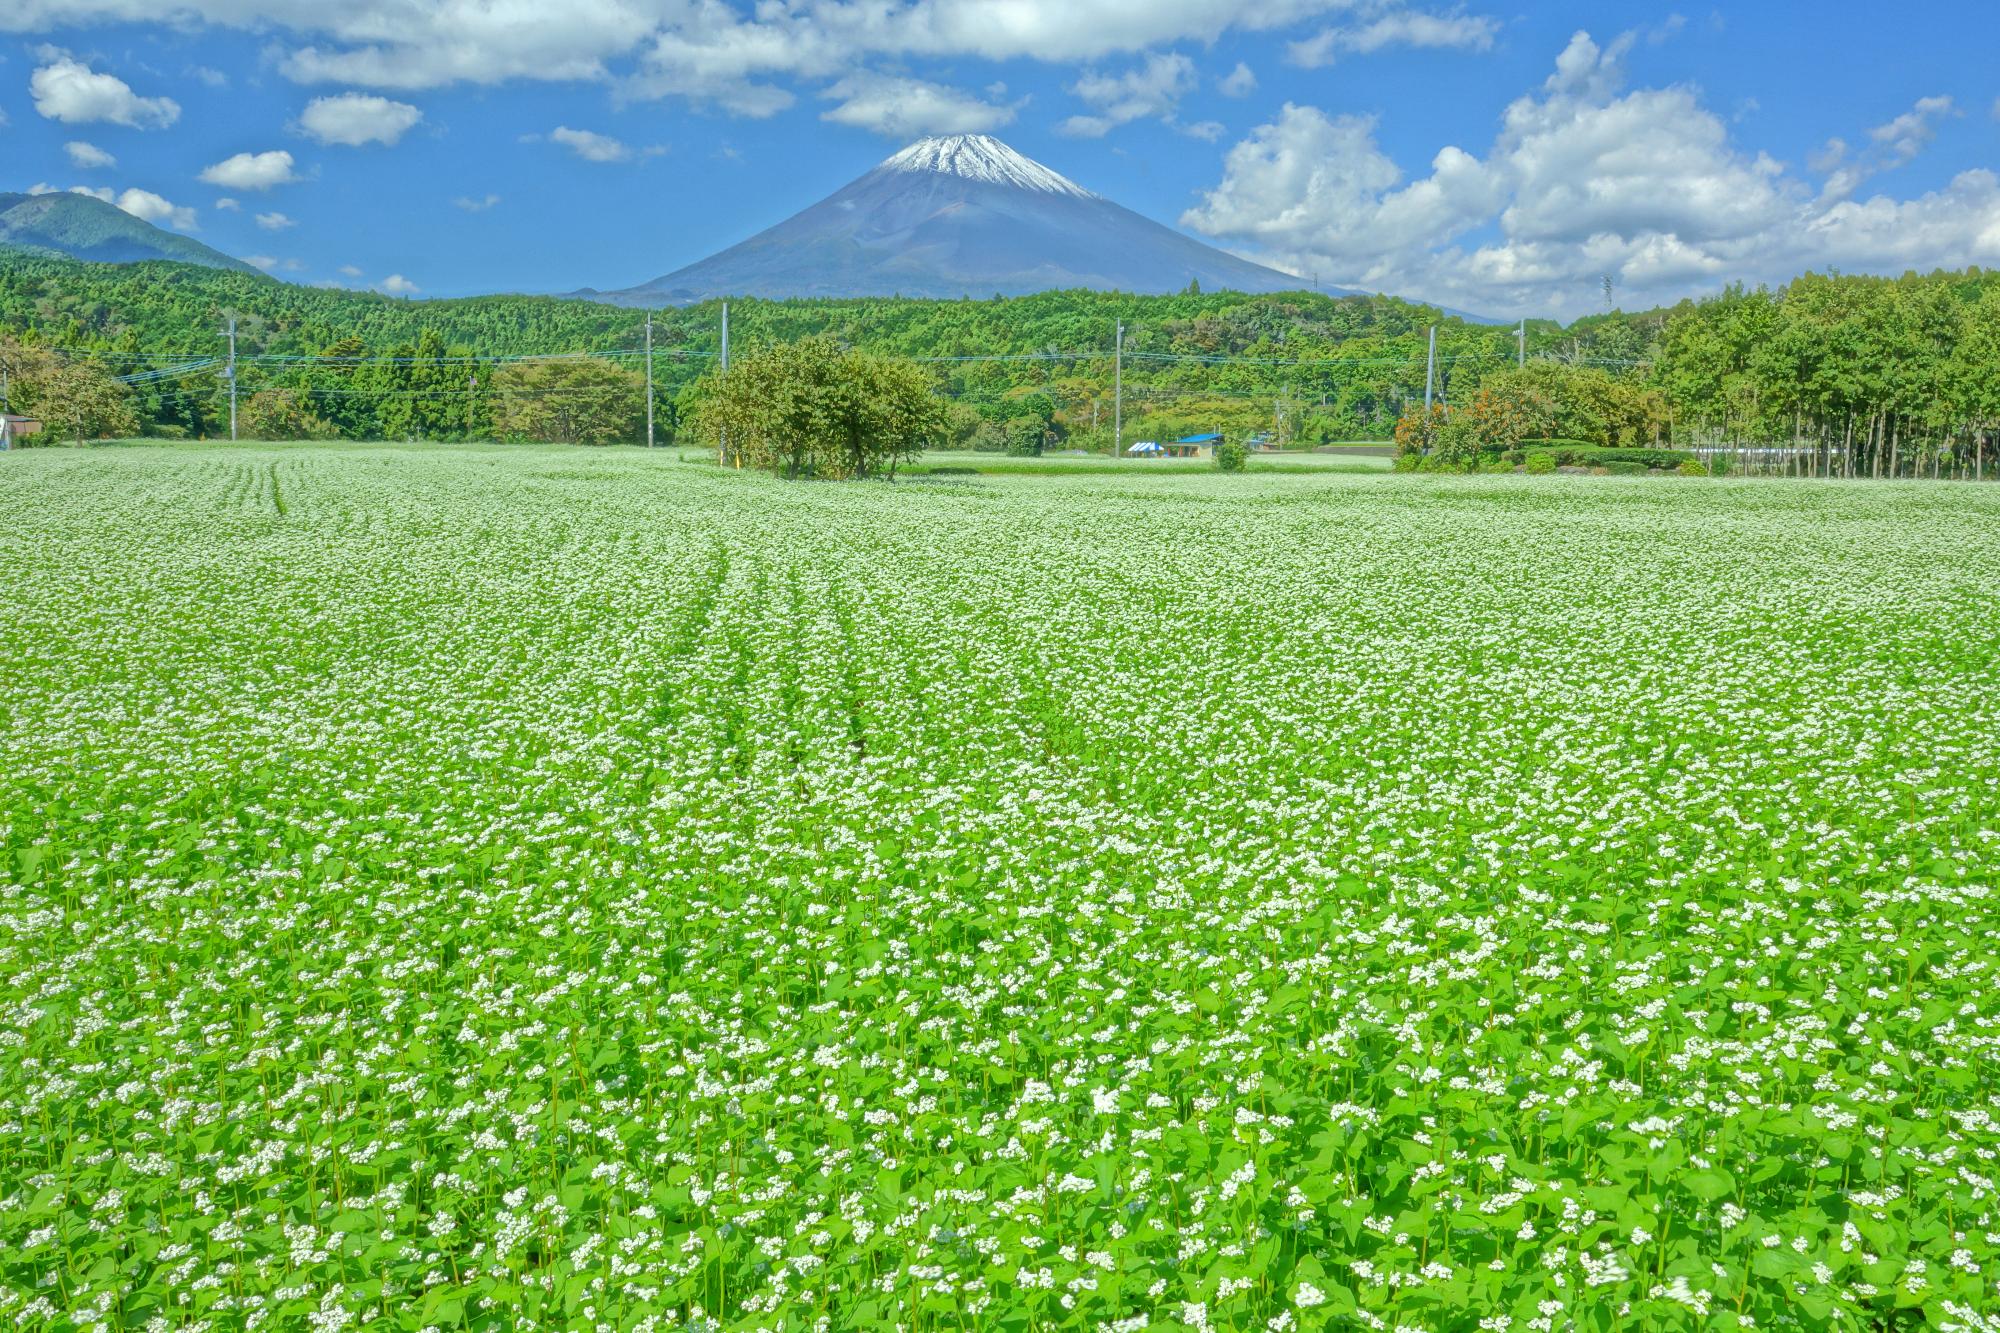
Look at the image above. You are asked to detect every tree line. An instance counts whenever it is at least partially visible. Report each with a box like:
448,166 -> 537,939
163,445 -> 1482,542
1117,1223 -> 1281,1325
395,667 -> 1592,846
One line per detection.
2,250 -> 1996,476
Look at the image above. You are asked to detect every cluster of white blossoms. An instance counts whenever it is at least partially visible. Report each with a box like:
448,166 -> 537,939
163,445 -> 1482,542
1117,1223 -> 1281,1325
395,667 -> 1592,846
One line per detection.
0,445 -> 1997,1330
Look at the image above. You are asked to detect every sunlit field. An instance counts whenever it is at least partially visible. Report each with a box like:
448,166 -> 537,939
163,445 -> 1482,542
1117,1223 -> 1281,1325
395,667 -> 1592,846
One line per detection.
900,451 -> 1394,476
2,443 -> 1997,1332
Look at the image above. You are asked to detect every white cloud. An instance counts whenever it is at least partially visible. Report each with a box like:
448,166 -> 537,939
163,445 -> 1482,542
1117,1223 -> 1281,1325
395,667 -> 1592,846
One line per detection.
1218,62 -> 1257,97
246,255 -> 279,271
215,197 -> 240,211
199,150 -> 301,190
1058,52 -> 1197,138
544,126 -> 626,162
1807,137 -> 1847,175
45,184 -> 200,230
113,188 -> 197,231
819,73 -> 1015,138
1867,95 -> 1954,164
189,65 -> 228,88
379,273 -> 419,294
255,211 -> 296,230
628,0 -> 1364,113
1289,10 -> 1499,66
63,140 -> 115,168
1182,120 -> 1225,141
339,263 -> 364,277
453,193 -> 501,212
32,181 -> 198,232
539,125 -> 655,162
30,56 -> 179,128
0,0 -> 1384,117
298,92 -> 423,146
1183,30 -> 2000,317
1814,96 -> 1961,204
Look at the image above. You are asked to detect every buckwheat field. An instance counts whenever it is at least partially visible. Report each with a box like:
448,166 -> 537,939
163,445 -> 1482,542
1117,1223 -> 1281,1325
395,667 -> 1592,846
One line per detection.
2,444 -> 1998,1333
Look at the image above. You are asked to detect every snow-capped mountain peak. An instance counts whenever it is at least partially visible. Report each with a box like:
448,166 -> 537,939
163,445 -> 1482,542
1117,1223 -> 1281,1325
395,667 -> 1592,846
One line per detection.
878,135 -> 1096,199
588,129 -> 1322,304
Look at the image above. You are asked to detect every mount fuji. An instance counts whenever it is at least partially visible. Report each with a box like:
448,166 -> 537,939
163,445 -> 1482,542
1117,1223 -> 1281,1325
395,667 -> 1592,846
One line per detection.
584,135 -> 1332,306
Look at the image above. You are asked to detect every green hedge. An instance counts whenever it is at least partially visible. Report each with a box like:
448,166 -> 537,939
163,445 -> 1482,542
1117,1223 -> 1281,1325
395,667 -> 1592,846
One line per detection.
1505,443 -> 1698,470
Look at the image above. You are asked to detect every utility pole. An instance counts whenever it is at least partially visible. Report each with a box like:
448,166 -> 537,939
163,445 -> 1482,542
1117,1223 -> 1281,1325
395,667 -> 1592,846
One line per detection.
1517,318 -> 1527,369
1424,325 -> 1437,412
225,315 -> 238,442
718,302 -> 730,467
1113,321 -> 1124,460
644,312 -> 655,449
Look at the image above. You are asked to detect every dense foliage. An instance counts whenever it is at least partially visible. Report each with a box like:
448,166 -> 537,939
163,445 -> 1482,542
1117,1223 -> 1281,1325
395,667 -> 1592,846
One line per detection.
2,253 -> 1996,474
488,359 -> 647,446
0,340 -> 136,444
2,446 -> 1998,1330
687,336 -> 947,478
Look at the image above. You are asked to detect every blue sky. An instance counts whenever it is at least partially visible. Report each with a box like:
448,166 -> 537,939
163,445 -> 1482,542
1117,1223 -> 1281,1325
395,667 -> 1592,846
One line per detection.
2,1 -> 1995,318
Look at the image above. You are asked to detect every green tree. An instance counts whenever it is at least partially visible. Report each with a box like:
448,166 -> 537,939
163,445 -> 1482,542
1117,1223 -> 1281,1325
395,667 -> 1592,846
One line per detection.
686,337 -> 946,479
490,358 -> 645,445
242,389 -> 336,441
1004,417 -> 1045,457
1430,415 -> 1482,471
25,361 -> 138,444
1393,404 -> 1448,465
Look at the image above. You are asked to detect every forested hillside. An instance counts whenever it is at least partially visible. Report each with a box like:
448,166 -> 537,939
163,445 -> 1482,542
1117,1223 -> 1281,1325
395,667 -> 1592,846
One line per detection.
2,251 -> 1996,474
0,193 -> 258,274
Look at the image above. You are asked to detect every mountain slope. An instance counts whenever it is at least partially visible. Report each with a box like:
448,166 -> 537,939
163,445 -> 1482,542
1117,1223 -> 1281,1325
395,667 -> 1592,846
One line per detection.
588,135 -> 1335,306
0,191 -> 259,274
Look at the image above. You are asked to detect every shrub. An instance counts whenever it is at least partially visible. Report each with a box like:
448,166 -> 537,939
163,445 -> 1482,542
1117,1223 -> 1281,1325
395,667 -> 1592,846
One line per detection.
1393,404 -> 1449,462
1467,385 -> 1545,453
243,389 -> 337,442
1431,416 -> 1483,471
1523,453 -> 1557,475
1595,448 -> 1697,469
1600,461 -> 1650,476
1476,364 -> 1669,447
1517,443 -> 1700,470
1004,417 -> 1046,457
688,338 -> 946,477
1213,439 -> 1248,472
1675,458 -> 1709,477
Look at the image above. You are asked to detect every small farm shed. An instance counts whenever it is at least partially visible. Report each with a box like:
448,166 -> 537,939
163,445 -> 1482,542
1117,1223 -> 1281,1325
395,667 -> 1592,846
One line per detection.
1126,440 -> 1164,457
0,414 -> 41,450
1165,433 -> 1222,459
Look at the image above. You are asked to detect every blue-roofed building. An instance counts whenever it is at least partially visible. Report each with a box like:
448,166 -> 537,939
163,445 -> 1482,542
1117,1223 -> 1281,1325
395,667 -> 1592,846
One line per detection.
1165,433 -> 1222,459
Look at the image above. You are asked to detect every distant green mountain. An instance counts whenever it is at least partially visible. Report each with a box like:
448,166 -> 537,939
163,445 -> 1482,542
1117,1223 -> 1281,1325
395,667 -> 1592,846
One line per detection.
0,190 -> 259,274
